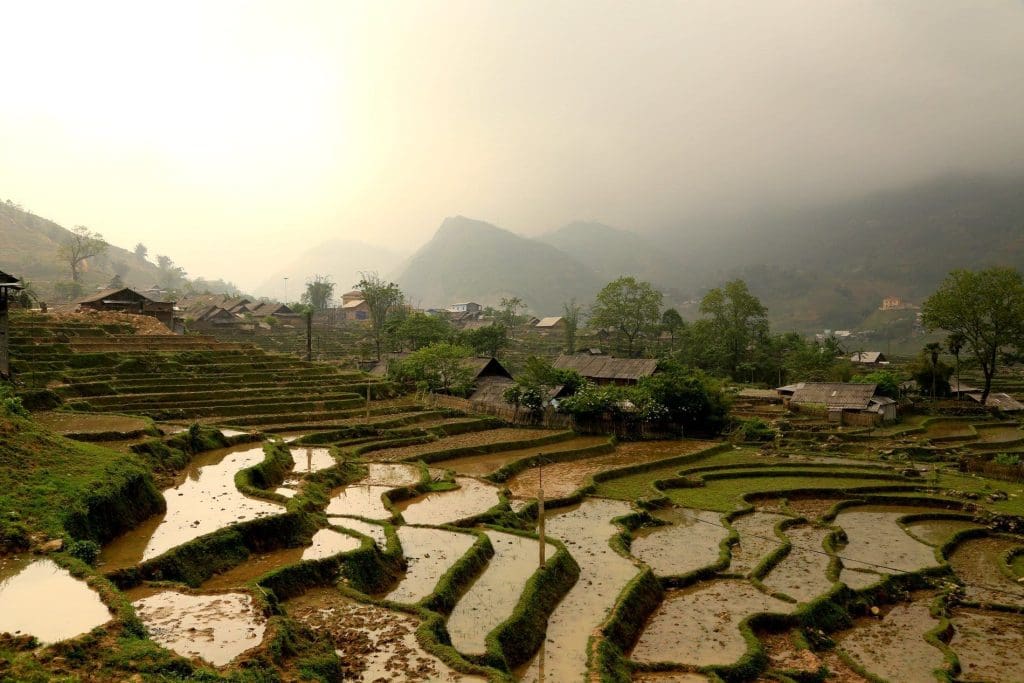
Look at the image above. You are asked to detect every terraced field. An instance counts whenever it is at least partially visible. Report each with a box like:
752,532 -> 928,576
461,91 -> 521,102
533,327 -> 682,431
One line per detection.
2,311 -> 1023,682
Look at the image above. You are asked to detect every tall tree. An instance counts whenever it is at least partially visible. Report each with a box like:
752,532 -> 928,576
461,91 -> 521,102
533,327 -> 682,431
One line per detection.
395,312 -> 452,350
921,267 -> 1024,404
699,279 -> 769,378
155,255 -> 187,289
499,296 -> 526,330
589,276 -> 663,357
356,272 -> 405,361
133,243 -> 148,261
661,308 -> 684,347
461,323 -> 508,357
563,299 -> 583,354
58,226 -> 108,283
301,274 -> 335,312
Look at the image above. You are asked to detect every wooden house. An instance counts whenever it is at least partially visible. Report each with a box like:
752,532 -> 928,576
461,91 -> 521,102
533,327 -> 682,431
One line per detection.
776,382 -> 896,425
552,354 -> 659,386
77,287 -> 175,329
0,269 -> 22,378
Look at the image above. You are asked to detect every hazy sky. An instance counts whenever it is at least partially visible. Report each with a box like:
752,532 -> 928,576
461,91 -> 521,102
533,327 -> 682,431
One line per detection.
2,1 -> 1023,290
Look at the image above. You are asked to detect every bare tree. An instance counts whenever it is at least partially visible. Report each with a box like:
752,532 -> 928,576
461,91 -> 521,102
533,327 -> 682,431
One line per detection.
58,226 -> 108,283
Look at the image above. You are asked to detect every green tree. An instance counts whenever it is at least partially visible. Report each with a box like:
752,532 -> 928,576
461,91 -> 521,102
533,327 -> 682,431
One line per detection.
661,308 -> 684,347
498,296 -> 526,330
58,226 -> 108,283
589,276 -> 663,357
133,243 -> 148,261
395,312 -> 452,350
389,343 -> 475,395
699,279 -> 768,378
639,362 -> 730,435
460,323 -> 508,357
852,370 -> 901,399
155,255 -> 187,289
921,267 -> 1024,404
563,299 -> 583,354
301,274 -> 335,312
356,272 -> 405,361
909,349 -> 953,397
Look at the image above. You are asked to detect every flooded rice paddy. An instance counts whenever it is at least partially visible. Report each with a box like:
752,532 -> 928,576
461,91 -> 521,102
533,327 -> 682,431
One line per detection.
507,440 -> 714,500
947,536 -> 1024,607
728,510 -> 788,575
0,557 -> 111,643
760,524 -> 834,602
949,607 -> 1024,682
516,497 -> 638,682
631,580 -> 793,666
447,530 -> 557,655
325,484 -> 395,520
432,435 -> 609,477
332,517 -> 388,547
397,477 -> 501,525
101,443 -> 284,566
285,587 -> 485,681
834,506 -> 941,583
367,428 -> 563,462
630,507 -> 728,576
132,590 -> 266,666
288,445 -> 337,473
904,517 -> 984,545
385,526 -> 478,604
835,594 -> 944,682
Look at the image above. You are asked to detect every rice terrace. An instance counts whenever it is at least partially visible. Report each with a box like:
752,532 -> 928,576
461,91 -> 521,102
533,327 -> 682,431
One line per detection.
1,290 -> 1023,682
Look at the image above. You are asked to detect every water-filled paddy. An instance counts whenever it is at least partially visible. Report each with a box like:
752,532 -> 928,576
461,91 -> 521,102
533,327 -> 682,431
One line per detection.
447,530 -> 556,655
947,535 -> 1024,607
761,524 -> 833,602
432,435 -> 609,476
835,594 -> 945,682
385,526 -> 478,604
950,607 -> 1024,682
325,484 -> 394,519
631,580 -> 793,667
367,428 -> 562,462
397,477 -> 501,525
100,443 -> 283,566
630,507 -> 728,576
0,557 -> 111,643
332,517 -> 388,547
289,445 -> 336,473
516,498 -> 637,682
728,510 -> 788,575
132,590 -> 266,666
285,587 -> 485,681
834,505 -> 941,582
904,517 -> 983,545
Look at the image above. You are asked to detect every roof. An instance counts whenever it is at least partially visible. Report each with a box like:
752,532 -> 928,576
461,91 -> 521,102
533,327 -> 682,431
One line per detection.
966,392 -> 1024,412
535,316 -> 564,328
0,270 -> 22,288
950,379 -> 980,394
553,354 -> 659,382
77,287 -> 151,304
737,388 -> 780,400
850,351 -> 886,363
369,353 -> 511,381
786,382 -> 879,410
342,290 -> 363,297
468,376 -> 516,406
342,299 -> 367,309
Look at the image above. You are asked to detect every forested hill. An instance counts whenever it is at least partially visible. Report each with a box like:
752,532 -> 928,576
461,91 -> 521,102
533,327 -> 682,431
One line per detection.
0,200 -> 237,301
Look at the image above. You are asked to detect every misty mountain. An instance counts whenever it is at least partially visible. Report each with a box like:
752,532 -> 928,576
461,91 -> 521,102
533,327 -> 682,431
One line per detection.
253,239 -> 406,301
396,216 -> 603,314
539,221 -> 679,289
657,173 -> 1024,330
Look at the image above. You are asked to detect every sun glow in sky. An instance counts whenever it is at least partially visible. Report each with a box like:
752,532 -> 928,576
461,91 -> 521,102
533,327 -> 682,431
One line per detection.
2,1 -> 1023,290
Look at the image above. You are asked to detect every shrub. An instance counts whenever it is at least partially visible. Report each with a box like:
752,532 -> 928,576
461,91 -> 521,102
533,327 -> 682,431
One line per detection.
994,452 -> 1021,466
732,417 -> 778,442
67,539 -> 101,565
1,383 -> 29,417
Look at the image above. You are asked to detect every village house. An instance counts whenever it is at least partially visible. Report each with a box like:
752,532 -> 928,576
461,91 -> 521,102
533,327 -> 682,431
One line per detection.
77,286 -> 176,330
446,301 -> 481,315
552,353 -> 659,386
534,316 -> 565,335
849,351 -> 888,365
0,269 -> 22,378
776,382 -> 897,425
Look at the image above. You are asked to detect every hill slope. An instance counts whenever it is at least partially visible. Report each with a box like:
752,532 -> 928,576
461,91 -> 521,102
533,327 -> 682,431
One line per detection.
396,216 -> 603,313
539,221 -> 679,289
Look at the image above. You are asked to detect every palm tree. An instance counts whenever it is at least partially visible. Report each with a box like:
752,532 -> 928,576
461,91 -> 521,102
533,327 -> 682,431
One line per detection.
946,333 -> 965,404
924,342 -> 943,399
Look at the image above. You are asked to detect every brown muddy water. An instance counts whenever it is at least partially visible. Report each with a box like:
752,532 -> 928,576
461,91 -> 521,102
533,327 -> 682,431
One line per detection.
904,518 -> 984,546
834,506 -> 941,585
289,446 -> 337,473
761,524 -> 834,603
359,462 -> 422,486
0,557 -> 111,643
100,443 -> 284,567
385,526 -> 478,604
132,590 -> 266,666
432,436 -> 609,477
446,530 -> 557,656
516,497 -> 638,682
950,607 -> 1024,682
632,674 -> 711,683
758,496 -> 847,521
332,517 -> 388,547
325,484 -> 395,520
947,536 -> 1024,607
728,511 -> 789,576
630,580 -> 793,667
630,508 -> 728,577
835,593 -> 945,683
285,587 -> 485,681
507,440 -> 715,500
972,424 -> 1023,443
396,477 -> 501,525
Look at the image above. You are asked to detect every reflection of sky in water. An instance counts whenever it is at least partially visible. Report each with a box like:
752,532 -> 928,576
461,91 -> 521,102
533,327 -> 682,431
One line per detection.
0,558 -> 110,643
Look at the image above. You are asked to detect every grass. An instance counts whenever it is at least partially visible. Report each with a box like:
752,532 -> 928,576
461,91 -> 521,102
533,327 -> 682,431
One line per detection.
664,474 -> 912,512
594,447 -> 762,499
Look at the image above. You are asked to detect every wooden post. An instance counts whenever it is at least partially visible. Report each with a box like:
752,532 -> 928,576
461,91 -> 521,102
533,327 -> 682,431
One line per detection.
537,456 -> 546,568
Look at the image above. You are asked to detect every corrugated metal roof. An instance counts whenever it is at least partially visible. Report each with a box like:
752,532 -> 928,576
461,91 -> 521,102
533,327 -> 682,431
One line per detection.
535,316 -> 563,328
77,287 -> 151,304
967,392 -> 1024,412
850,351 -> 886,363
789,382 -> 878,410
552,354 -> 658,381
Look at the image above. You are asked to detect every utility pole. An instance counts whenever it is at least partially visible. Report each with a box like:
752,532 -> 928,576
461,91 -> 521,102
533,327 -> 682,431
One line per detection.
537,455 -> 546,568
283,276 -> 289,303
